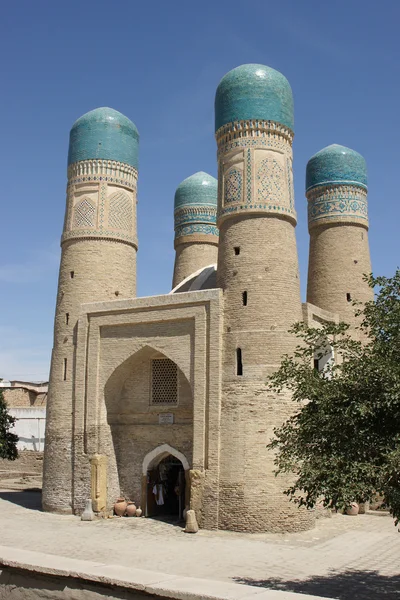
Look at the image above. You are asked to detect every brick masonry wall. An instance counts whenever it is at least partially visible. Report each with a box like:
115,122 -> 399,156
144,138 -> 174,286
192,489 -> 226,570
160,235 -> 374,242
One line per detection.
307,224 -> 373,336
3,388 -> 47,408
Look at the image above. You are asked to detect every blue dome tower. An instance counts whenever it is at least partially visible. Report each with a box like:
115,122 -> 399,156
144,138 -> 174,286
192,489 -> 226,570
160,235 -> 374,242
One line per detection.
306,143 -> 372,336
214,65 -> 312,533
172,172 -> 218,289
43,107 -> 140,515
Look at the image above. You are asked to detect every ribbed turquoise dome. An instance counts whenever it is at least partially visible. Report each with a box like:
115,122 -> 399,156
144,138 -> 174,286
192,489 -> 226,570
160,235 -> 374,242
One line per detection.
215,64 -> 294,132
306,144 -> 367,192
68,107 -> 139,168
174,172 -> 217,211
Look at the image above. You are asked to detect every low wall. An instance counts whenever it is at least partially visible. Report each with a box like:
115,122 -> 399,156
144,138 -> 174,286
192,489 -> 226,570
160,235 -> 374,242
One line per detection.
0,545 -> 329,600
9,408 -> 46,451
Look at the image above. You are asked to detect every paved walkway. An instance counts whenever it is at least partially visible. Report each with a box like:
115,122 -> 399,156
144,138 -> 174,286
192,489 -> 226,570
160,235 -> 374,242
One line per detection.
1,490 -> 399,599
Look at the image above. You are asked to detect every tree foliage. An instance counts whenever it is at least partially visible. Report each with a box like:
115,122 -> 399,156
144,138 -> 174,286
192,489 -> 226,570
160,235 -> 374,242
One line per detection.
267,271 -> 400,523
0,382 -> 18,460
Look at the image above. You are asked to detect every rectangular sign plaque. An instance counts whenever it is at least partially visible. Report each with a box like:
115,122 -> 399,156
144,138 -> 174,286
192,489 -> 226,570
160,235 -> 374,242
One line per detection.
159,413 -> 174,425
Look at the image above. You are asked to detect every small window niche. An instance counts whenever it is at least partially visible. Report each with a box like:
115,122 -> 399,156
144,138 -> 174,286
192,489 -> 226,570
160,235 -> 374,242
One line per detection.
70,271 -> 75,279
63,358 -> 67,381
234,247 -> 240,256
242,291 -> 248,306
236,348 -> 243,376
346,293 -> 352,302
65,313 -> 69,325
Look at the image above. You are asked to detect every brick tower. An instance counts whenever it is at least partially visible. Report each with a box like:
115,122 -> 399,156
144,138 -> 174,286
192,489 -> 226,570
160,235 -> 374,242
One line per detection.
172,172 -> 218,288
215,64 -> 314,532
306,144 -> 373,334
42,107 -> 139,513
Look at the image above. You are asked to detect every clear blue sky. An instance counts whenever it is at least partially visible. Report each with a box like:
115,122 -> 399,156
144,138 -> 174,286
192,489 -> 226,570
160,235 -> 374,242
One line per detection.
1,0 -> 399,381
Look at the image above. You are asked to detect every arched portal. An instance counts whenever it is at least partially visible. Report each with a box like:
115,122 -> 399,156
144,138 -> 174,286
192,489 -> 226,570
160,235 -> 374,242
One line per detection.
104,347 -> 193,512
142,444 -> 190,521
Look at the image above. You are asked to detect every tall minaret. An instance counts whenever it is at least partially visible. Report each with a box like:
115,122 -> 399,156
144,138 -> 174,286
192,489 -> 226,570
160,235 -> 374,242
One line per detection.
215,65 -> 314,532
42,107 -> 139,513
306,144 -> 373,333
172,172 -> 218,289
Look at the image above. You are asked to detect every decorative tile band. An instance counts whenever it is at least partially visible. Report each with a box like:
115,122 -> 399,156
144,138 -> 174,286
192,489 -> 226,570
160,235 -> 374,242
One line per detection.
307,184 -> 368,229
174,224 -> 219,239
217,123 -> 296,226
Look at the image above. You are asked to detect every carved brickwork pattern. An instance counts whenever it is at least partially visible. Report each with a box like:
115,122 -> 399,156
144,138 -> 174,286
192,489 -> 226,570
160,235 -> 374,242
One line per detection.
256,158 -> 284,204
73,198 -> 96,228
108,191 -> 133,232
224,167 -> 242,204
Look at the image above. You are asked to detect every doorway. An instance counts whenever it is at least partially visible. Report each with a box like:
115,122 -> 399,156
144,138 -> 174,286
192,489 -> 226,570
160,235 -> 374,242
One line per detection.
146,454 -> 185,521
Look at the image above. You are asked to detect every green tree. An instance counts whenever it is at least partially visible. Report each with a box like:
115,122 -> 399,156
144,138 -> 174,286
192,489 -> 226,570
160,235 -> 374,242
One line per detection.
267,271 -> 400,523
0,382 -> 18,460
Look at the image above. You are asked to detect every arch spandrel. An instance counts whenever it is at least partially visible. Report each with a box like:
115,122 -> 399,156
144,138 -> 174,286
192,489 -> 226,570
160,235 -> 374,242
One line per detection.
103,341 -> 192,394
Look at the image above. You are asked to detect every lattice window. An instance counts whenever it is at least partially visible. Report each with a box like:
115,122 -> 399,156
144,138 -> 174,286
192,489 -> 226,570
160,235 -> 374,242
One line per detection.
151,358 -> 178,404
224,167 -> 242,204
73,198 -> 96,228
256,158 -> 284,204
108,191 -> 133,231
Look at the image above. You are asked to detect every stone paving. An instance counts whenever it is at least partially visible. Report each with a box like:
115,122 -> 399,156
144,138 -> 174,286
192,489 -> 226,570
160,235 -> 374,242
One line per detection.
0,490 -> 399,600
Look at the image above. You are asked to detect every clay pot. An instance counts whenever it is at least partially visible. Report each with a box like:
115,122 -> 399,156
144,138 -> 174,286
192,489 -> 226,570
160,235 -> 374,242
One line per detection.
135,507 -> 142,517
358,502 -> 369,514
345,502 -> 359,516
125,502 -> 137,517
114,498 -> 127,517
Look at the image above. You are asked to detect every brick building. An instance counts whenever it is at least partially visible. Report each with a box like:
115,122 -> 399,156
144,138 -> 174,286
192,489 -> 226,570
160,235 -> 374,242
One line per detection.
42,64 -> 372,532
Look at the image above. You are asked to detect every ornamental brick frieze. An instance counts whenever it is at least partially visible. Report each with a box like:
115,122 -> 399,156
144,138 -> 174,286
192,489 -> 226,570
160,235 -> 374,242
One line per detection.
62,163 -> 137,248
216,119 -> 293,148
68,159 -> 137,191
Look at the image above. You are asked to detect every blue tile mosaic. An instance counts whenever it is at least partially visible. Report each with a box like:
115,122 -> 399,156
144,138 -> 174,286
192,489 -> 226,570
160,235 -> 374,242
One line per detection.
174,172 -> 217,210
68,107 -> 139,168
215,64 -> 294,132
306,144 -> 367,192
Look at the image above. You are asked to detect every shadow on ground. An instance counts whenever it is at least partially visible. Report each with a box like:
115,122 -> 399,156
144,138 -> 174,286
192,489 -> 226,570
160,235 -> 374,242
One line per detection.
0,490 -> 42,511
234,570 -> 400,599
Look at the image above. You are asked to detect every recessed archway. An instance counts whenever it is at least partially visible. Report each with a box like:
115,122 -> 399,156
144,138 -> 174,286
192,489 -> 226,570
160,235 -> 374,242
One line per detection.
142,444 -> 190,520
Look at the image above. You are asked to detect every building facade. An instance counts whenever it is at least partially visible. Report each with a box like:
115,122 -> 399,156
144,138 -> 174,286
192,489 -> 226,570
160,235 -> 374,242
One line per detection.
43,64 -> 372,532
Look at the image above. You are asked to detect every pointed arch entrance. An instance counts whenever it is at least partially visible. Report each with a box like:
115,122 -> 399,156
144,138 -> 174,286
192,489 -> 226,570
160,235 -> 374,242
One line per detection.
142,444 -> 190,520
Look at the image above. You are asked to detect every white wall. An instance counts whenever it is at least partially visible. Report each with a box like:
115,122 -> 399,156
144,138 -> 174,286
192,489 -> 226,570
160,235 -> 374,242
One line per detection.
9,408 -> 46,451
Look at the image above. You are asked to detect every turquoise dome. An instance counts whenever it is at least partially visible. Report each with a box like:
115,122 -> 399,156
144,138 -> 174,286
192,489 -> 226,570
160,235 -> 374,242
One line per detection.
306,144 -> 367,192
174,172 -> 217,211
215,64 -> 294,132
68,107 -> 139,168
